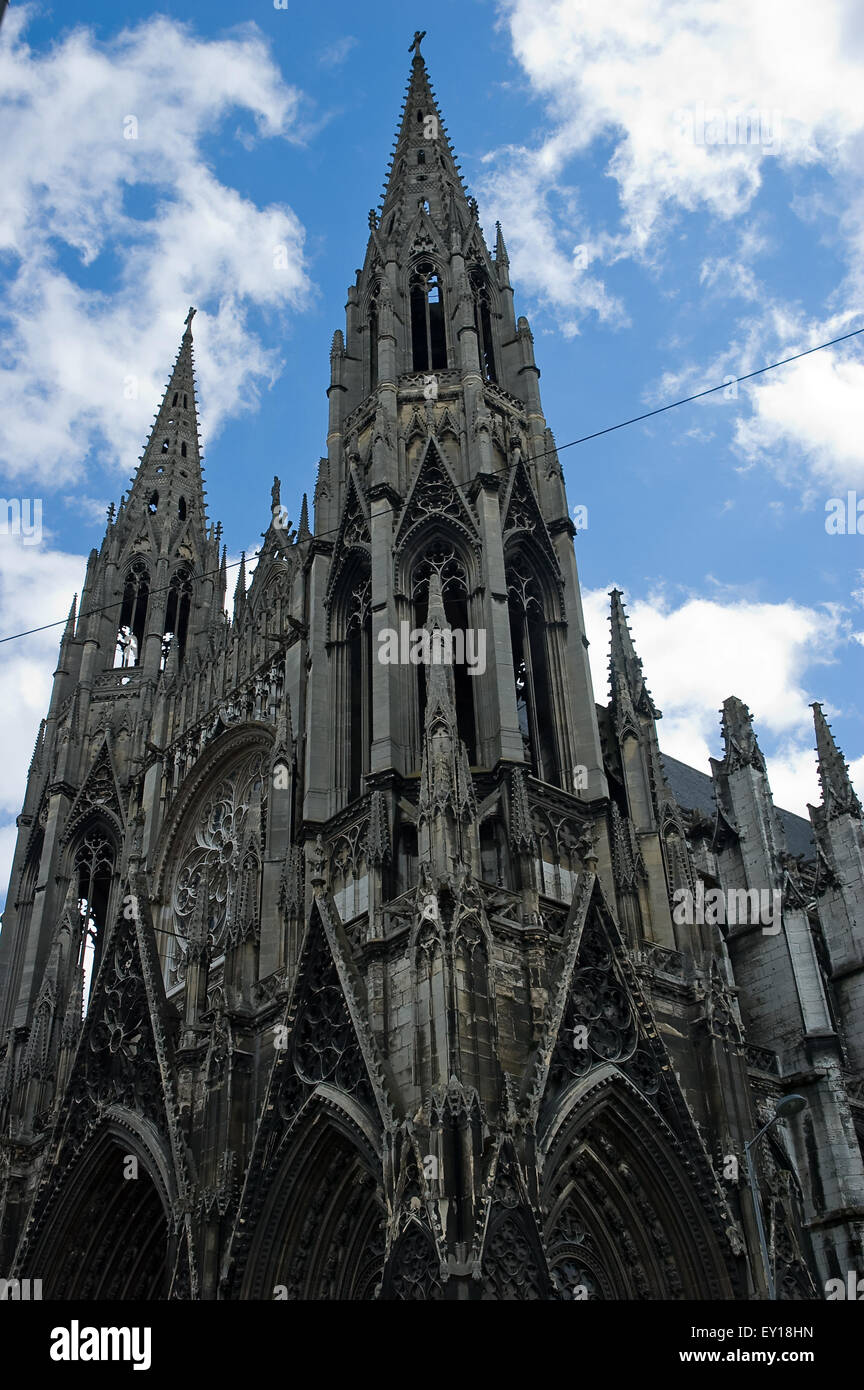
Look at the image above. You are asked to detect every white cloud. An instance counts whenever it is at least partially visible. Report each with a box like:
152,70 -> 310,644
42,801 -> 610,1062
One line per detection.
318,37 -> 358,69
487,0 -> 864,287
582,582 -> 856,815
0,9 -> 314,488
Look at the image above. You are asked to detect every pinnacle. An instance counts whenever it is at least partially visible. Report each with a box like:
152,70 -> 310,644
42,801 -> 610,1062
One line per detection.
812,702 -> 861,818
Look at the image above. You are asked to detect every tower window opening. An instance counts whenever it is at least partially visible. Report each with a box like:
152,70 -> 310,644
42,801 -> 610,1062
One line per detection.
161,438 -> 169,454
181,441 -> 187,458
116,556 -> 150,666
417,149 -> 426,165
148,490 -> 159,514
161,566 -> 193,669
183,394 -> 188,408
172,392 -> 178,406
74,830 -> 115,1014
178,496 -> 187,521
411,544 -> 476,765
508,562 -> 557,784
471,268 -> 498,383
417,110 -> 424,124
410,261 -> 447,372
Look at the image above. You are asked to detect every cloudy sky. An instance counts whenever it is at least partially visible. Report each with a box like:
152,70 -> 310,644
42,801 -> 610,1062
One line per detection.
1,0 -> 863,903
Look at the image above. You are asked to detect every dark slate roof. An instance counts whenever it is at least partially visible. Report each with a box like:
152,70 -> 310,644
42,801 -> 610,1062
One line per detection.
660,752 -> 816,860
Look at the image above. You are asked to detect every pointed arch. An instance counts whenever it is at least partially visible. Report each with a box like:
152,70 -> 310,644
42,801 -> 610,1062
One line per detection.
239,1098 -> 385,1300
327,549 -> 373,803
20,1120 -> 174,1299
505,544 -> 563,786
539,1067 -> 738,1299
409,259 -> 448,371
116,556 -> 150,666
397,529 -> 480,768
161,565 -> 193,668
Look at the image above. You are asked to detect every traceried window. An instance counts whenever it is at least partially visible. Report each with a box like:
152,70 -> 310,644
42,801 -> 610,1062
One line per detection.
411,542 -> 476,765
410,262 -> 447,372
508,558 -> 558,784
73,830 -> 115,1015
116,557 -> 150,667
161,566 -> 193,669
168,749 -> 267,989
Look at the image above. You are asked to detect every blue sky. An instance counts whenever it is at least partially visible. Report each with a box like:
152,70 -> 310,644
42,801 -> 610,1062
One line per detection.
2,0 -> 864,900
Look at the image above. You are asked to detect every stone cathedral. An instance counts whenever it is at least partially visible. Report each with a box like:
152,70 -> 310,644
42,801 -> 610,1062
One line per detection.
1,44 -> 864,1303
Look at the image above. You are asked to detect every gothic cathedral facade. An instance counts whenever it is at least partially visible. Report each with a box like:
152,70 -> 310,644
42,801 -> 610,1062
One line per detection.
1,47 -> 863,1301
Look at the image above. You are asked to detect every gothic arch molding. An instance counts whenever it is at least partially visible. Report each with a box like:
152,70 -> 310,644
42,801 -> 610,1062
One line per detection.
151,725 -> 274,903
238,1095 -> 384,1300
20,1114 -> 175,1299
539,1066 -> 737,1299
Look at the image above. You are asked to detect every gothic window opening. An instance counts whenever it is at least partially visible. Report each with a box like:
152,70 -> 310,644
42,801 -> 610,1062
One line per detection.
161,566 -> 192,668
161,438 -> 169,454
410,262 -> 447,372
183,394 -> 188,408
411,544 -> 476,765
116,557 -> 150,667
417,149 -> 426,165
346,572 -> 373,801
178,495 -> 187,521
181,442 -> 187,458
172,392 -> 178,406
508,560 -> 557,784
73,830 -> 115,1015
480,819 -> 506,885
471,268 -> 498,383
148,490 -> 159,514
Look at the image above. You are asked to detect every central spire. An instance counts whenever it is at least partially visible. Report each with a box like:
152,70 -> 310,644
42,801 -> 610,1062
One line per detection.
375,40 -> 473,242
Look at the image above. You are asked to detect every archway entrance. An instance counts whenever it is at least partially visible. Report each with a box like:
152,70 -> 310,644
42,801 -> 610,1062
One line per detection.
241,1111 -> 385,1300
25,1129 -> 171,1299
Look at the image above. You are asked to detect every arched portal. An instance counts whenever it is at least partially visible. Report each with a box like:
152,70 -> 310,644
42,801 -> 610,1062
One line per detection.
23,1126 -> 172,1299
241,1105 -> 385,1301
540,1069 -> 738,1300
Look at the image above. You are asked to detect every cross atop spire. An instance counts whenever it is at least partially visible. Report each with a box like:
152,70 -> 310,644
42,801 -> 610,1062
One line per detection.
409,29 -> 426,56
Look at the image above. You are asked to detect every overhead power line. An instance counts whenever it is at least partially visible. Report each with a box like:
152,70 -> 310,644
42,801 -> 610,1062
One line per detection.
1,324 -> 861,649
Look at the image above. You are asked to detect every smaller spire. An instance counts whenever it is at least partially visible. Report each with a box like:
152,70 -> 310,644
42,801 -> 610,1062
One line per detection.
608,589 -> 660,725
812,702 -> 861,819
720,696 -> 766,773
233,552 -> 247,620
62,594 -> 77,643
298,493 -> 311,540
495,221 -> 509,265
